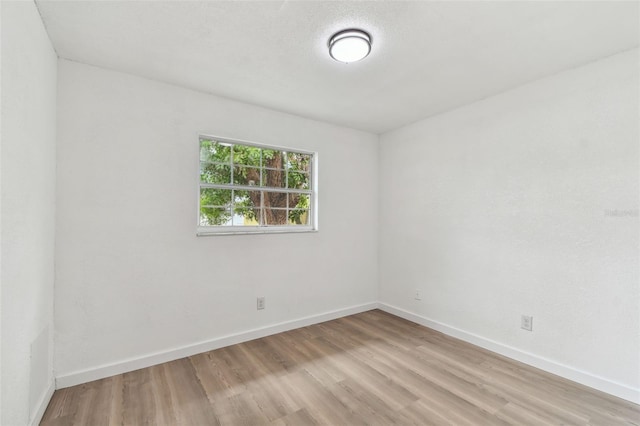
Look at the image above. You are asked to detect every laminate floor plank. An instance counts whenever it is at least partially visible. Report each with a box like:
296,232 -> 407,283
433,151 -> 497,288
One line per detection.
279,369 -> 358,425
313,338 -> 419,412
41,310 -> 640,425
147,365 -> 179,426
43,387 -> 80,425
270,408 -> 319,426
122,368 -> 156,425
327,378 -> 401,425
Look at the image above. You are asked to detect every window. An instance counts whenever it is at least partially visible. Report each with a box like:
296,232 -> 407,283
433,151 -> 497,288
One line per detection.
198,136 -> 317,235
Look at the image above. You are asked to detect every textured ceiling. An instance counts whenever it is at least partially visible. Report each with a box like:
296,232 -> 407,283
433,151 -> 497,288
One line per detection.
37,1 -> 639,134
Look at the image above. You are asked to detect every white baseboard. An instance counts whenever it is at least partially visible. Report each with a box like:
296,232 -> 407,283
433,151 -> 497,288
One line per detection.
30,379 -> 55,426
55,301 -> 640,405
378,303 -> 640,405
55,302 -> 378,389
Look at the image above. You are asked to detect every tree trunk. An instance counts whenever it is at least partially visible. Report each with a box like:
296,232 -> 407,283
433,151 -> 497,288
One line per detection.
246,153 -> 293,225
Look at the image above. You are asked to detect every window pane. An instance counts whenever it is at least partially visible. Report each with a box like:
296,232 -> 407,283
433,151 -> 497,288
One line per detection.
234,190 -> 262,224
288,193 -> 310,209
200,207 -> 232,226
264,191 -> 288,210
287,152 -> 311,172
200,140 -> 231,163
262,149 -> 284,170
287,171 -> 310,189
200,162 -> 231,184
233,166 -> 261,186
264,208 -> 288,225
233,144 -> 261,166
288,209 -> 309,225
232,207 -> 261,226
200,188 -> 232,207
262,169 -> 286,188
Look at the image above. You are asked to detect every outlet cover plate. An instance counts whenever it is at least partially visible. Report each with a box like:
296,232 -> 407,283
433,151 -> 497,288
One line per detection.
521,315 -> 533,331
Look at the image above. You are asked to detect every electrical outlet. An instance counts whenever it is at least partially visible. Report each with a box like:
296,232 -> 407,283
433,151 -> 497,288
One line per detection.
257,297 -> 265,310
521,315 -> 533,331
414,289 -> 422,301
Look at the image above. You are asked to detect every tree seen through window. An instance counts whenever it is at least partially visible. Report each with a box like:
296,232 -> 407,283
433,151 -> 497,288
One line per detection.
199,138 -> 313,228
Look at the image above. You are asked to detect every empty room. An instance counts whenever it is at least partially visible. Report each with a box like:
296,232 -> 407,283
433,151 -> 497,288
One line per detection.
2,0 -> 639,425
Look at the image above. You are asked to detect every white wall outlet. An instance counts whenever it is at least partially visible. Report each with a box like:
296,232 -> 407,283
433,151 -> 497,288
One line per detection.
257,297 -> 265,310
414,289 -> 422,301
521,315 -> 533,331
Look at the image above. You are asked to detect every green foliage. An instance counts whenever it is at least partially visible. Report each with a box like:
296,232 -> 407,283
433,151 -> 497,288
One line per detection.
199,139 -> 312,226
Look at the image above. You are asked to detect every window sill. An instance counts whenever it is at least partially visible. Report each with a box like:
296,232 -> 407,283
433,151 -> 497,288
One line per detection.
197,226 -> 317,236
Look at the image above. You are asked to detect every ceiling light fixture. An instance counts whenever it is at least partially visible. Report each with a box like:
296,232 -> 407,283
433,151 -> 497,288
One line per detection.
328,29 -> 371,63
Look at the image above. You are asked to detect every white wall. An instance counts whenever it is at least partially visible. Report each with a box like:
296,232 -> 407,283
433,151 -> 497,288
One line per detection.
1,2 -> 57,424
55,60 -> 378,381
379,49 -> 639,401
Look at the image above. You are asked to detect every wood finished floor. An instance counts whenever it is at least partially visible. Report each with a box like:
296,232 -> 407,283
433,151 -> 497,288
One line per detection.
42,310 -> 639,425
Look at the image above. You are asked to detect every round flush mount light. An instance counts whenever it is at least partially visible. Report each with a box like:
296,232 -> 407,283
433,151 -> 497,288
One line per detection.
328,29 -> 371,63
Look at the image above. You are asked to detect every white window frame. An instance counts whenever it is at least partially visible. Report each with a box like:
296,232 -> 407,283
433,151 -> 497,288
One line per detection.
197,134 -> 318,236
